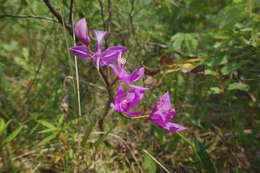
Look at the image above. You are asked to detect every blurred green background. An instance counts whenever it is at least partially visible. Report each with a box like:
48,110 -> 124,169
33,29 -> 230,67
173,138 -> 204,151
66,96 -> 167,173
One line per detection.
0,0 -> 259,172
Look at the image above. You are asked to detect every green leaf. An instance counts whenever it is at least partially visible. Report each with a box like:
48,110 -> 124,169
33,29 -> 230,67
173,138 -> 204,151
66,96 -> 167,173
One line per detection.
204,56 -> 228,67
5,126 -> 23,144
38,120 -> 56,130
219,5 -> 247,30
171,33 -> 184,50
209,87 -> 222,94
194,136 -> 219,173
3,41 -> 18,51
81,117 -> 97,147
205,69 -> 217,76
38,133 -> 57,146
58,114 -> 65,126
184,34 -> 198,53
168,135 -> 180,152
38,128 -> 57,134
0,119 -> 12,136
151,124 -> 166,145
143,148 -> 157,173
228,82 -> 249,91
94,127 -> 113,149
29,123 -> 39,135
22,48 -> 29,58
221,63 -> 241,75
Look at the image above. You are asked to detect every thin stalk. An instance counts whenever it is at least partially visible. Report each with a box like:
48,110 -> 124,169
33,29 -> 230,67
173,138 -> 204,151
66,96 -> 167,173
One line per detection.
143,149 -> 170,173
72,15 -> 83,173
120,114 -> 149,119
58,1 -> 82,172
58,0 -> 76,99
73,43 -> 82,116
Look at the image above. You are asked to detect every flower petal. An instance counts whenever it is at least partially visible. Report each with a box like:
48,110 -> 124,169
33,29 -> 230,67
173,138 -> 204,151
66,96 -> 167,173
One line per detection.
100,45 -> 127,66
102,51 -> 120,65
125,91 -> 136,102
115,84 -> 125,104
159,92 -> 172,111
124,110 -> 142,117
93,30 -> 107,43
75,18 -> 91,45
102,46 -> 126,57
164,122 -> 186,132
70,45 -> 92,60
93,30 -> 107,53
129,67 -> 144,82
129,89 -> 144,108
118,60 -> 128,76
109,64 -> 120,77
109,59 -> 128,79
150,111 -> 165,123
110,103 -> 115,110
128,84 -> 150,91
150,109 -> 174,124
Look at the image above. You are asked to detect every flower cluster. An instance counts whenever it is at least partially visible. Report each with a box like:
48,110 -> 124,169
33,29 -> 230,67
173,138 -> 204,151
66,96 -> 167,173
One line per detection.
70,18 -> 185,132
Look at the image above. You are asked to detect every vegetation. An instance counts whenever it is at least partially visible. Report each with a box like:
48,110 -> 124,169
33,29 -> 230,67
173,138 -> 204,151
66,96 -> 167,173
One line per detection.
0,0 -> 259,172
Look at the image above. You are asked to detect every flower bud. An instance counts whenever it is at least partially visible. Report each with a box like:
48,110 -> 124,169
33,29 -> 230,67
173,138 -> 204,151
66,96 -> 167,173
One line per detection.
75,18 -> 91,45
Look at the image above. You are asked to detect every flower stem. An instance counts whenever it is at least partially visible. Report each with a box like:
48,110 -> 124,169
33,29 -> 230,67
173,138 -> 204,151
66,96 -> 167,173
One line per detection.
120,114 -> 149,119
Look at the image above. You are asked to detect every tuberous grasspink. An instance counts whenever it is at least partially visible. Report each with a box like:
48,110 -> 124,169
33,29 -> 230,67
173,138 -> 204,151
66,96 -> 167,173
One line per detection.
70,18 -> 185,132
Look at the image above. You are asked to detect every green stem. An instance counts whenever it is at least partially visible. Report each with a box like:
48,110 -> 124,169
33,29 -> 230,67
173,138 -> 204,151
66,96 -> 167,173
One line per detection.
143,149 -> 170,173
120,114 -> 149,119
175,132 -> 202,164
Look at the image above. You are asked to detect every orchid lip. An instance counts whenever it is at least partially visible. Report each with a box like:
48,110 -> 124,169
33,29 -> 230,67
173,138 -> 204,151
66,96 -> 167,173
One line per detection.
111,84 -> 145,117
150,92 -> 185,132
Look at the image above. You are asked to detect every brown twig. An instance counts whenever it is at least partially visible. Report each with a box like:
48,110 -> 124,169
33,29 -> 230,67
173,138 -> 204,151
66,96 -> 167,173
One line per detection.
98,69 -> 113,131
107,0 -> 112,33
106,0 -> 112,46
96,0 -> 115,131
129,0 -> 140,48
98,0 -> 106,31
98,0 -> 109,48
68,0 -> 73,25
43,0 -> 73,35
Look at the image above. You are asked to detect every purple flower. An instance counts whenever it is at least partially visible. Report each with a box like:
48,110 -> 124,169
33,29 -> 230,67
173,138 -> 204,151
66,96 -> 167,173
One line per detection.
150,92 -> 186,132
70,45 -> 93,60
92,30 -> 126,68
109,59 -> 149,90
111,84 -> 145,116
70,20 -> 126,67
75,18 -> 91,45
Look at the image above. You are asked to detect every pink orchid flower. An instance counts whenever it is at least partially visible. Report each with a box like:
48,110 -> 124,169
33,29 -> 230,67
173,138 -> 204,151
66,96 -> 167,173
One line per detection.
74,18 -> 91,45
111,84 -> 145,116
70,18 -> 126,67
150,92 -> 186,132
109,59 -> 149,90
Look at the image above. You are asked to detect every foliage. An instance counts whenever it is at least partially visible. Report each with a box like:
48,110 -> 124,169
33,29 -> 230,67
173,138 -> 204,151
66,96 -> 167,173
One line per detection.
0,0 -> 259,172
